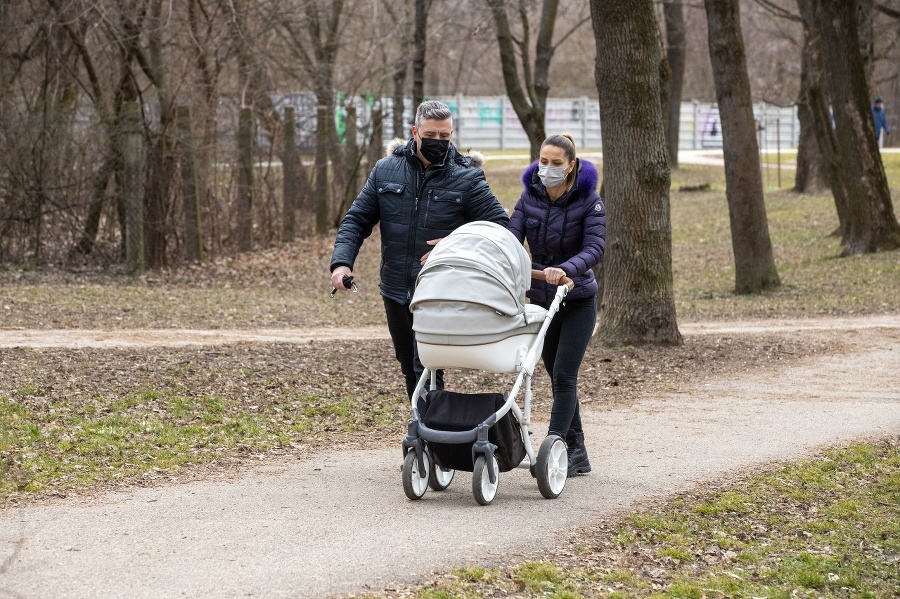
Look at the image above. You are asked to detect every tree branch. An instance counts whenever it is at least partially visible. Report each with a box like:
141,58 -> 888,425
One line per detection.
875,1 -> 900,19
750,0 -> 801,22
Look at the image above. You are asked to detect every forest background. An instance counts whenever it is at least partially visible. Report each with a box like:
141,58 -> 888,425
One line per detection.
2,0 -> 900,271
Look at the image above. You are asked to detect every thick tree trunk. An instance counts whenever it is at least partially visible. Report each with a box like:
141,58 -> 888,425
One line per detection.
797,0 -> 850,237
794,100 -> 827,193
590,0 -> 682,347
663,0 -> 685,168
282,105 -> 298,243
817,0 -> 900,254
704,0 -> 780,294
144,142 -> 173,268
72,150 -> 116,257
122,102 -> 145,275
367,101 -> 385,174
237,106 -> 254,251
392,63 -> 407,138
335,102 -> 361,224
175,106 -> 202,262
314,98 -> 333,235
793,18 -> 829,194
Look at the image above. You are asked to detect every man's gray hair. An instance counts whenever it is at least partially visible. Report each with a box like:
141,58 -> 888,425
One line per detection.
415,100 -> 453,127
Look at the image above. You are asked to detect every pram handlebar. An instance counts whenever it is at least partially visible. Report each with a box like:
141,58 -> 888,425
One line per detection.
530,269 -> 574,291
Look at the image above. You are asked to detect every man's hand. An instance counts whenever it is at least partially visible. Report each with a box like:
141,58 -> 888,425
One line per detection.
331,266 -> 353,290
420,238 -> 443,265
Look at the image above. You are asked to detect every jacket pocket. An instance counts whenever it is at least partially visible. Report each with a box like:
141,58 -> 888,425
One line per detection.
377,182 -> 407,222
424,189 -> 464,230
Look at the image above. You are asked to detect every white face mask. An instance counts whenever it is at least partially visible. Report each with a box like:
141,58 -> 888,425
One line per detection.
538,164 -> 568,188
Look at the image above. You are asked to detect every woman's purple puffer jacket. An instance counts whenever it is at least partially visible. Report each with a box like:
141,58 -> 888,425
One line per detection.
507,158 -> 606,304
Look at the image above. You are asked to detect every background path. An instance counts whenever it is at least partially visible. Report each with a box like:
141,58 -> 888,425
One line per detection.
1,318 -> 898,598
1,314 -> 898,348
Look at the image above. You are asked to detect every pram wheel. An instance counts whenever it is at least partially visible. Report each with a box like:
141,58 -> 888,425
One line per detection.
472,454 -> 499,506
402,449 -> 430,500
427,452 -> 455,491
536,435 -> 567,499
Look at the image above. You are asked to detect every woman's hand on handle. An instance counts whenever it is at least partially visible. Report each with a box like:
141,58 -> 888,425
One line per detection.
542,267 -> 566,285
531,268 -> 574,291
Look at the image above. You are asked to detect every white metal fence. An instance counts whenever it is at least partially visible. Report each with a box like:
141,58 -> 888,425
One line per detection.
262,93 -> 801,153
430,95 -> 799,151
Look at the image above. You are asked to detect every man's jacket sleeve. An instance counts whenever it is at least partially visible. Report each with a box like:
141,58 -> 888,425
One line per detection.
330,171 -> 380,272
465,170 -> 510,227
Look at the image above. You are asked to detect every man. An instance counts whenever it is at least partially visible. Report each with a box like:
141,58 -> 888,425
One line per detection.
330,100 -> 509,399
872,97 -> 890,144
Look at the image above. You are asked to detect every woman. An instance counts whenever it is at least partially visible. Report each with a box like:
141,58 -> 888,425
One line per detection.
508,133 -> 606,477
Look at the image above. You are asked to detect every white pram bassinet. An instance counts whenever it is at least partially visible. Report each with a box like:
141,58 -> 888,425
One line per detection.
411,221 -> 549,372
400,221 -> 572,505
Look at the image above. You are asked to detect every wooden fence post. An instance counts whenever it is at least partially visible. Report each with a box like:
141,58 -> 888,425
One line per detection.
237,106 -> 254,252
175,105 -> 203,262
282,105 -> 297,242
123,101 -> 145,275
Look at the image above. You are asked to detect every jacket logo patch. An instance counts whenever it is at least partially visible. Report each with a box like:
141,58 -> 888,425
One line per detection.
595,202 -> 603,212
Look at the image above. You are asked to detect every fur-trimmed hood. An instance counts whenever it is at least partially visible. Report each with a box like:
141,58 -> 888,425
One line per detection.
386,137 -> 485,169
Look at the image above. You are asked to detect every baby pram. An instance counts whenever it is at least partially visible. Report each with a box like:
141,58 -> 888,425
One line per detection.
401,221 -> 572,505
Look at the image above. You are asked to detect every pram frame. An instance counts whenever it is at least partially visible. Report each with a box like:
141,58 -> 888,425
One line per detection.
402,270 -> 572,505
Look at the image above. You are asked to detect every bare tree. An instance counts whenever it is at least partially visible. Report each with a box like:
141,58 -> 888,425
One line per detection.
590,0 -> 682,346
816,0 -> 900,254
486,0 -> 589,160
280,0 -> 346,235
378,0 -> 413,137
704,0 -> 781,294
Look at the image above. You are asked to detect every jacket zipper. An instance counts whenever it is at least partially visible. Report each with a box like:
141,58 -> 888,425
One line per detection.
406,164 -> 435,301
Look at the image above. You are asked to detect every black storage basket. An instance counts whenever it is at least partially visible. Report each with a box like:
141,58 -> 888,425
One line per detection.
418,390 -> 526,472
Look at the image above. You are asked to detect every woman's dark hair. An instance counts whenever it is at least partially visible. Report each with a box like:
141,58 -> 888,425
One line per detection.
542,133 -> 577,185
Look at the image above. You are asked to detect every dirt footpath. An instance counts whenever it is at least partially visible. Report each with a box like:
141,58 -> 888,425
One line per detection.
0,317 -> 898,599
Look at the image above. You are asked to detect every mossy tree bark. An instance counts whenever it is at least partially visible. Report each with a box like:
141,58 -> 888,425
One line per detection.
590,0 -> 682,346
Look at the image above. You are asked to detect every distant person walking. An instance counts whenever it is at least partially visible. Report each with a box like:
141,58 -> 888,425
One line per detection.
872,97 -> 890,146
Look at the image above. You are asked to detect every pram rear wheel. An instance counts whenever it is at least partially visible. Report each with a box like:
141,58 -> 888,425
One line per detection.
427,453 -> 455,491
402,450 -> 430,500
536,435 -> 567,499
472,454 -> 499,506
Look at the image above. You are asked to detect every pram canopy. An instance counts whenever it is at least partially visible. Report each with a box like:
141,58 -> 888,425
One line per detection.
411,221 -> 545,344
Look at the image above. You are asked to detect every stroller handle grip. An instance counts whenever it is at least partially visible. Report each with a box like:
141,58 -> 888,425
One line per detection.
531,269 -> 574,291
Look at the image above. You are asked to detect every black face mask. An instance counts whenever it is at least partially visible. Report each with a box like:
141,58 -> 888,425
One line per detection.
419,137 -> 450,165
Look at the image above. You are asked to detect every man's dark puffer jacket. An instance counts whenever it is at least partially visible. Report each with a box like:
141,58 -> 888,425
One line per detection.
330,137 -> 510,304
508,158 -> 606,305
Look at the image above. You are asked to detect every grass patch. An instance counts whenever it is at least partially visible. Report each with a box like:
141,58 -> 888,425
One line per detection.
0,388 -> 311,494
372,440 -> 900,598
0,342 -> 409,497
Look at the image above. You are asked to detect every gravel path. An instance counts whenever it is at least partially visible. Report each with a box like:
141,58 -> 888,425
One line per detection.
1,316 -> 898,598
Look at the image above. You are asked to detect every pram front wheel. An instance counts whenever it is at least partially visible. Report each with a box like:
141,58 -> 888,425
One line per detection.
472,454 -> 499,506
427,452 -> 455,491
402,449 -> 430,500
536,435 -> 567,499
